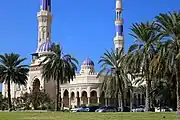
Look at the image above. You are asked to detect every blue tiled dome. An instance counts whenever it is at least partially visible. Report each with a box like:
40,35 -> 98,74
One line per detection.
82,57 -> 94,66
38,41 -> 52,52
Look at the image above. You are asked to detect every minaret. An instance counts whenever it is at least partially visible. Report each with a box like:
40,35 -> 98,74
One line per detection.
36,0 -> 52,53
114,0 -> 124,50
28,0 -> 54,96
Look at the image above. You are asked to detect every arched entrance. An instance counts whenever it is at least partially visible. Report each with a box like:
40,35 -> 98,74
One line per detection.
90,91 -> 97,104
32,78 -> 40,92
81,91 -> 88,105
100,91 -> 105,105
63,90 -> 69,107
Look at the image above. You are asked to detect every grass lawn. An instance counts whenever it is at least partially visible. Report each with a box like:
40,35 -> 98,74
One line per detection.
0,112 -> 179,120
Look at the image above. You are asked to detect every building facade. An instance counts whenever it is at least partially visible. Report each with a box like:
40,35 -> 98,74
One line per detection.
2,0 -> 145,109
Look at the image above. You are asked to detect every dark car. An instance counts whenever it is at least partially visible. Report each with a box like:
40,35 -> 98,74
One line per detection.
87,106 -> 99,112
118,106 -> 130,112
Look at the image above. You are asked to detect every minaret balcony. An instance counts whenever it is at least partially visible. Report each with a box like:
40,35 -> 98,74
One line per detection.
115,19 -> 123,25
116,8 -> 123,12
114,36 -> 124,41
37,11 -> 52,17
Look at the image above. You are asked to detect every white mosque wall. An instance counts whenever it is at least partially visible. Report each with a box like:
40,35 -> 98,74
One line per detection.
70,74 -> 103,84
27,68 -> 42,93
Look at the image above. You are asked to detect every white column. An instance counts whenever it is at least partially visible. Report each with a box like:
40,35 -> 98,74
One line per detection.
97,88 -> 100,104
105,98 -> 108,106
61,98 -> 64,109
118,98 -> 121,108
88,97 -> 90,105
80,97 -> 82,105
97,97 -> 100,104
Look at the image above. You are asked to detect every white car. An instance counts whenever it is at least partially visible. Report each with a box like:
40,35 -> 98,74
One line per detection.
155,106 -> 173,112
132,105 -> 145,112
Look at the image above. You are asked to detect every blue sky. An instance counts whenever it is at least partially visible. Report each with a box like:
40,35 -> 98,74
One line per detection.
0,0 -> 179,91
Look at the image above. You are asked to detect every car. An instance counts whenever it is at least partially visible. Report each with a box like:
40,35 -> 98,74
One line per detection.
132,105 -> 145,112
95,106 -> 117,112
86,106 -> 99,112
155,106 -> 173,112
118,106 -> 130,112
70,106 -> 89,112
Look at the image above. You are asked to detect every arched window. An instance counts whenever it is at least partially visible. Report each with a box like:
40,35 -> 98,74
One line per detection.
32,79 -> 40,92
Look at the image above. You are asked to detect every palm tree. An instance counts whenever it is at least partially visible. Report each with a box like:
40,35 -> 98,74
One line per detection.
0,53 -> 29,111
127,22 -> 161,111
98,48 -> 131,111
154,11 -> 180,116
40,43 -> 78,111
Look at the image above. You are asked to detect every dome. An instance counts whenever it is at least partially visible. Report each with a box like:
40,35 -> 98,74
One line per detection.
38,41 -> 52,52
82,57 -> 94,66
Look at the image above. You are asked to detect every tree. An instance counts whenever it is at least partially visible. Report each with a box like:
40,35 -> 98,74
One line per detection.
127,22 -> 161,111
154,11 -> 180,116
98,48 -> 131,111
41,43 -> 78,111
0,94 -> 8,110
24,91 -> 52,110
0,53 -> 29,111
149,76 -> 176,110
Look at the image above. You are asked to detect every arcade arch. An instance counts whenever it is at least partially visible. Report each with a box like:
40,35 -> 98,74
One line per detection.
81,91 -> 88,105
90,91 -> 97,104
63,90 -> 69,107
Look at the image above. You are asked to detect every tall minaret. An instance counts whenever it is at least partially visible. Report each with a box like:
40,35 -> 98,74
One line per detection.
114,0 -> 124,50
36,0 -> 52,53
28,0 -> 53,95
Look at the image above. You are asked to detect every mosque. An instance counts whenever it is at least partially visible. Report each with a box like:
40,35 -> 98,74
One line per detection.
2,0 -> 144,109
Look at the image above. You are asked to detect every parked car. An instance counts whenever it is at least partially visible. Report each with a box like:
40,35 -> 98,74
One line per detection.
70,106 -> 89,112
86,106 -> 99,112
95,106 -> 117,112
132,105 -> 145,112
118,106 -> 130,112
155,106 -> 173,112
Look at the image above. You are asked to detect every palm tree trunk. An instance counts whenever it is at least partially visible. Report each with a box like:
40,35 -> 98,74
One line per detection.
56,79 -> 60,111
160,100 -> 162,112
116,71 -> 124,112
130,90 -> 133,112
145,78 -> 150,112
121,92 -> 125,112
118,81 -> 124,112
176,60 -> 180,117
7,79 -> 12,111
116,92 -> 119,107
